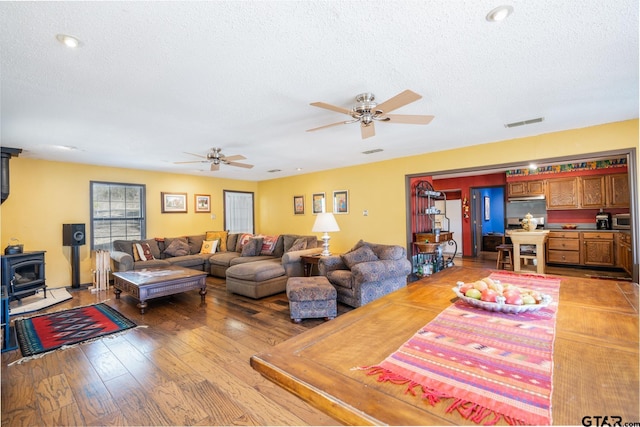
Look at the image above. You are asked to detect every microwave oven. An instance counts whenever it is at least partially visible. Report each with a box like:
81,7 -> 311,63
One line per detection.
612,213 -> 631,229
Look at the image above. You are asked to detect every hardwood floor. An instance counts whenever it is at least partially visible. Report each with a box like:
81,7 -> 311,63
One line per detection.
1,277 -> 352,426
1,258 -> 632,426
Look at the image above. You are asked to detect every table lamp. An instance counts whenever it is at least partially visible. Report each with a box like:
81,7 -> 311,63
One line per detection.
312,212 -> 340,256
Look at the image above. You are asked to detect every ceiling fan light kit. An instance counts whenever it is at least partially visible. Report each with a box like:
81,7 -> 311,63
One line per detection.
174,147 -> 253,172
307,89 -> 434,139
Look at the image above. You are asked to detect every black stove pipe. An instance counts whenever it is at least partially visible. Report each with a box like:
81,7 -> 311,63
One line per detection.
1,147 -> 22,204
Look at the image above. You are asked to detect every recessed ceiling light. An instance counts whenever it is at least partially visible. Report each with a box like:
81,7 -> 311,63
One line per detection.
486,5 -> 513,22
529,163 -> 537,170
56,34 -> 82,48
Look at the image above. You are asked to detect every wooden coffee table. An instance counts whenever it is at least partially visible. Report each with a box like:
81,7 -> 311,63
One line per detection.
112,266 -> 207,314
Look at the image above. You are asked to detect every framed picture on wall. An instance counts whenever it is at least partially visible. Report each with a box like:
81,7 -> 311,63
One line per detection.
312,192 -> 325,214
161,192 -> 188,213
293,195 -> 305,215
484,196 -> 490,220
333,190 -> 349,214
195,194 -> 211,213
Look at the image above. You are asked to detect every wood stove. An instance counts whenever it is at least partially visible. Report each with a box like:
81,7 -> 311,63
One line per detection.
1,251 -> 47,302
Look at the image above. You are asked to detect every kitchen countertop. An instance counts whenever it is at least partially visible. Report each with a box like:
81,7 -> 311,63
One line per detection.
544,227 -> 628,232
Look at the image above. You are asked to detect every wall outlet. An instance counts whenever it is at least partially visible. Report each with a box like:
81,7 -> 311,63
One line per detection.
211,214 -> 216,220
363,209 -> 368,216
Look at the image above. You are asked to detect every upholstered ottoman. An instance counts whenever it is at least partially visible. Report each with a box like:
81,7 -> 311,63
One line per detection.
226,260 -> 288,299
286,276 -> 337,323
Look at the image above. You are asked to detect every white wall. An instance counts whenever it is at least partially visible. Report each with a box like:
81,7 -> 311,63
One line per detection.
435,199 -> 462,257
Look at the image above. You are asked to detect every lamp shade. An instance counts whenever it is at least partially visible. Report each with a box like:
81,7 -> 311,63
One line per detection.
312,212 -> 340,233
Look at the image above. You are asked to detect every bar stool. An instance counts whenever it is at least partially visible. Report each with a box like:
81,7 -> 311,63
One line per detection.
496,244 -> 513,270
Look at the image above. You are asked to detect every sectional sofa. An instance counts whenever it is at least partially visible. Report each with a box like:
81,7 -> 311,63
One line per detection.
110,232 -> 322,298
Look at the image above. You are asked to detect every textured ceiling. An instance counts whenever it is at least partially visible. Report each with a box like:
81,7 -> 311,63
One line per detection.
1,1 -> 638,180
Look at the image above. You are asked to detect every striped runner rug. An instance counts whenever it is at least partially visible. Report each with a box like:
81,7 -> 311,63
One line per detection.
363,272 -> 561,426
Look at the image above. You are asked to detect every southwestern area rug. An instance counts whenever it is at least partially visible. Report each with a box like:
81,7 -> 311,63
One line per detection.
362,271 -> 561,426
14,303 -> 137,362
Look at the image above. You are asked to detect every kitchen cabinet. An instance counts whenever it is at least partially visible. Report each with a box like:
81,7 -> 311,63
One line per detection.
507,180 -> 545,198
582,232 -> 615,267
547,231 -> 618,268
607,173 -> 630,207
546,231 -> 581,264
579,173 -> 629,209
579,175 -> 606,208
616,232 -> 633,275
546,178 -> 579,209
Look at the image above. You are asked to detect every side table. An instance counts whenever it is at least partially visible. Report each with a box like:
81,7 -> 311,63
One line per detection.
300,254 -> 323,277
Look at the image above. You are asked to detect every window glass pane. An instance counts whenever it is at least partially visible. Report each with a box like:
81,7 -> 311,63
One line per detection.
90,182 -> 145,251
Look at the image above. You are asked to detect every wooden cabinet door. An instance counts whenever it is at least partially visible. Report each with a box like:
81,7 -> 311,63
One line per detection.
527,180 -> 545,195
546,178 -> 579,209
582,232 -> 615,266
507,182 -> 527,197
607,173 -> 630,207
580,175 -> 605,208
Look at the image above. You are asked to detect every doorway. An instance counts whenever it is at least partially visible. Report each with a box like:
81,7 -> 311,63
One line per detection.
471,186 -> 505,258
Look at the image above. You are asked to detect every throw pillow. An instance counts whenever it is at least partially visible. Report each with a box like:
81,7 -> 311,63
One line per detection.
205,231 -> 228,252
241,237 -> 263,257
341,244 -> 378,269
259,235 -> 279,256
236,233 -> 254,252
164,239 -> 190,257
286,237 -> 307,252
200,239 -> 219,254
134,242 -> 155,261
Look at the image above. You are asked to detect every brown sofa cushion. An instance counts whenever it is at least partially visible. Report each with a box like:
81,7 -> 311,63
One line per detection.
241,237 -> 263,257
164,239 -> 190,257
187,234 -> 205,254
113,239 -> 161,260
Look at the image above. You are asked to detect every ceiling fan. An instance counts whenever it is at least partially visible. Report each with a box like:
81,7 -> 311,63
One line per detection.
306,89 -> 434,139
174,147 -> 253,171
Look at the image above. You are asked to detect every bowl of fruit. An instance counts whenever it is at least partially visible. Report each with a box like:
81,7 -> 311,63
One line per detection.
452,277 -> 552,314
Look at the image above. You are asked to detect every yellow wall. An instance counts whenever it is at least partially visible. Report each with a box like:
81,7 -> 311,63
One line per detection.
1,119 -> 637,288
0,160 -> 256,287
258,120 -> 639,253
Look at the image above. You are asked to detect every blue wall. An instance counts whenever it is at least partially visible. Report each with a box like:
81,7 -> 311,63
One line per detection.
480,187 -> 505,233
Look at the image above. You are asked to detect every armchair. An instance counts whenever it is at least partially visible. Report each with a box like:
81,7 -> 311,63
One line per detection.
318,240 -> 412,308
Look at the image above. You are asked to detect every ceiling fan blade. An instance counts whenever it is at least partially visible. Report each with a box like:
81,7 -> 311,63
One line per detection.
310,102 -> 352,115
361,122 -> 375,139
227,162 -> 254,169
174,160 -> 208,164
384,114 -> 435,125
184,152 -> 208,159
210,163 -> 220,171
306,121 -> 349,132
223,154 -> 246,162
376,89 -> 422,113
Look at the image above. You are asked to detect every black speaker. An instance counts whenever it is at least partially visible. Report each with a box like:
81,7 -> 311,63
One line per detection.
63,223 -> 86,246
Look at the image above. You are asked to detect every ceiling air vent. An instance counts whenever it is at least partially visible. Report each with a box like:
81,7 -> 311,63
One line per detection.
504,117 -> 544,128
267,169 -> 282,173
362,149 -> 383,155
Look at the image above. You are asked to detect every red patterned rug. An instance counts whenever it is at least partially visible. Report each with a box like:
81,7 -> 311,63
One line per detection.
363,272 -> 561,426
14,303 -> 136,359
